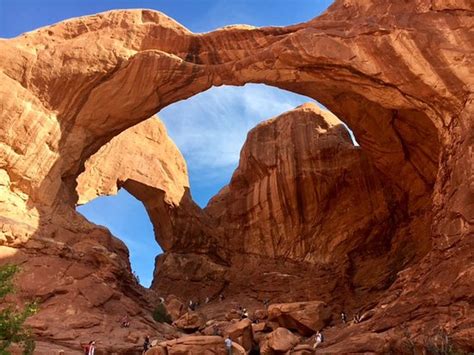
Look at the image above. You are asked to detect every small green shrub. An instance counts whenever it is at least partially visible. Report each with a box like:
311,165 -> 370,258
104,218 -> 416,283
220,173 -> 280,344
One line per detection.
153,303 -> 172,324
0,264 -> 38,354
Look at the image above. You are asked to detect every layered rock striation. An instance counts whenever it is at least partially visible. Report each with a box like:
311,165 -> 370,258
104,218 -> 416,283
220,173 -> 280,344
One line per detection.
151,104 -> 433,318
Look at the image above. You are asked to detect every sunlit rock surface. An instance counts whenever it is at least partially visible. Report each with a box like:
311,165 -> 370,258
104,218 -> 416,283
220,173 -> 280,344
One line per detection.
76,117 -> 190,250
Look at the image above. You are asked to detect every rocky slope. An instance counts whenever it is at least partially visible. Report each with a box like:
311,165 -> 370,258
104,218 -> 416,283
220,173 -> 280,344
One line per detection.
0,0 -> 472,352
0,117 -> 188,351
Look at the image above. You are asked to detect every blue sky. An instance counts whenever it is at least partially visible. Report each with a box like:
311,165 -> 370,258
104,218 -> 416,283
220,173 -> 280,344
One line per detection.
1,0 -> 334,287
159,85 -> 318,207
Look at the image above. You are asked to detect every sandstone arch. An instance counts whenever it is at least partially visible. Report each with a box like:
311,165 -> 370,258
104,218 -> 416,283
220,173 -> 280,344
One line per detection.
3,1 -> 463,209
0,0 -> 472,352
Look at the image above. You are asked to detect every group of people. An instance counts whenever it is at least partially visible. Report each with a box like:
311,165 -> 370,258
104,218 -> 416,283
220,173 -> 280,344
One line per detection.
237,305 -> 249,319
188,299 -> 199,311
341,310 -> 362,324
309,310 -> 364,349
188,293 -> 226,310
85,309 -> 362,354
86,300 -> 363,354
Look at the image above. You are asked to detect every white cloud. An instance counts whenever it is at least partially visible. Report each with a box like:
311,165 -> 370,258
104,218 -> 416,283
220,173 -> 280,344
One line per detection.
158,83 -> 358,207
158,84 -> 314,175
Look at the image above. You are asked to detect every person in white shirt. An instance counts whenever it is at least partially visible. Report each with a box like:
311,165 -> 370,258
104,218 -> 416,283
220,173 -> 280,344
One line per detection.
84,341 -> 95,355
224,336 -> 233,355
313,331 -> 323,348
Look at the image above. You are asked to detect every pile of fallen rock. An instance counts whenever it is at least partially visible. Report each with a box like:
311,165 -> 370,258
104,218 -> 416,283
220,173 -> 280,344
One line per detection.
145,297 -> 333,354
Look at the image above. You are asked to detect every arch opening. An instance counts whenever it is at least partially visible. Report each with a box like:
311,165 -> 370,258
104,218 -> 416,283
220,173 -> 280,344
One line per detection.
158,83 -> 359,207
71,80 -> 439,309
0,4 -> 445,337
77,189 -> 160,287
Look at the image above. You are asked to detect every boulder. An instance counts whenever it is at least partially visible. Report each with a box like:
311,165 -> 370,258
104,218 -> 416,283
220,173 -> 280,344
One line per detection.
268,301 -> 331,336
201,320 -> 229,336
165,295 -> 186,322
267,327 -> 299,353
252,322 -> 267,333
159,336 -> 246,355
225,309 -> 241,321
254,309 -> 268,321
291,344 -> 315,354
173,311 -> 206,332
145,346 -> 167,355
224,318 -> 253,352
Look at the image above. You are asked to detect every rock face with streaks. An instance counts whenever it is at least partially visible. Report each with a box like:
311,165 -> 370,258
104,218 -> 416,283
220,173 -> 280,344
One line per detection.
0,0 -> 472,352
152,104 -> 432,314
205,103 -> 410,264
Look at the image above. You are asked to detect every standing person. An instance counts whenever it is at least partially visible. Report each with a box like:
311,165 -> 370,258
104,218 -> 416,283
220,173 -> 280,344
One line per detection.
313,331 -> 323,348
84,341 -> 95,355
143,336 -> 151,354
224,336 -> 233,355
341,311 -> 347,324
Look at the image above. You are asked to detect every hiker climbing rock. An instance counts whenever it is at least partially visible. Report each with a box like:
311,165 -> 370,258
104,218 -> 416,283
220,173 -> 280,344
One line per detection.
313,331 -> 323,348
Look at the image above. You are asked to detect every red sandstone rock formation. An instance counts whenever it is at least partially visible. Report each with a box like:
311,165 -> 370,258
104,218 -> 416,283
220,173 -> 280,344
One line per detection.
152,104 -> 431,313
265,327 -> 300,353
0,0 -> 472,352
76,117 -> 191,250
268,300 -> 332,336
149,335 -> 246,355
